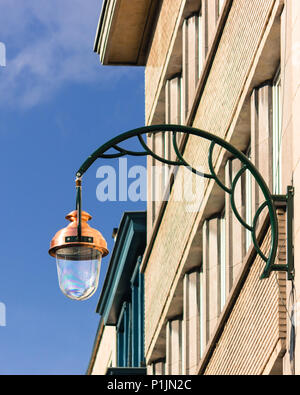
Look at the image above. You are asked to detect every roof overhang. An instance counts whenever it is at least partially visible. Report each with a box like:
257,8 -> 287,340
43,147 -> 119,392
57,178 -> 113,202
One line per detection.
94,0 -> 161,65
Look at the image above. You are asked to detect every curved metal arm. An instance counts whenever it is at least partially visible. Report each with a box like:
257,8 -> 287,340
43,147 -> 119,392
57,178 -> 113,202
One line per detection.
75,124 -> 280,280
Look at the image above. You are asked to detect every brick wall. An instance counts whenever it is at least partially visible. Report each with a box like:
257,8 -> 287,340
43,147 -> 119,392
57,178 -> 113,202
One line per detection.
144,0 -> 277,359
145,0 -> 184,123
281,0 -> 300,375
203,211 -> 287,375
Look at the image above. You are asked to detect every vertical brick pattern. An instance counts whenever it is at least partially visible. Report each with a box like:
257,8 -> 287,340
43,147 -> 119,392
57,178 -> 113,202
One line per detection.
186,0 -> 276,176
144,0 -> 276,357
145,0 -> 183,122
203,0 -> 219,50
203,210 -> 287,375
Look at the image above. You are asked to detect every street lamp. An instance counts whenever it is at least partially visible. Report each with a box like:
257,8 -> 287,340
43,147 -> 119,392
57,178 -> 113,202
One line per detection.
49,125 -> 294,301
49,178 -> 108,300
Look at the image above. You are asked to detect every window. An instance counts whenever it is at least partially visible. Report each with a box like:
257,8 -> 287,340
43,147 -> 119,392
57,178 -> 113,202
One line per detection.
183,14 -> 201,116
183,270 -> 201,373
117,302 -> 131,367
131,258 -> 145,367
201,215 -> 226,348
160,75 -> 184,197
165,75 -> 183,126
218,0 -> 225,18
245,148 -> 252,252
198,12 -> 204,79
272,71 -> 282,194
180,76 -> 184,125
219,212 -> 226,310
165,75 -> 184,146
166,319 -> 183,374
116,258 -> 145,368
245,169 -> 252,252
199,266 -> 204,358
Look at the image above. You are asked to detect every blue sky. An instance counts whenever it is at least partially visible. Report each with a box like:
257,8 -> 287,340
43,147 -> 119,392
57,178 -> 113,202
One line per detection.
0,0 -> 146,374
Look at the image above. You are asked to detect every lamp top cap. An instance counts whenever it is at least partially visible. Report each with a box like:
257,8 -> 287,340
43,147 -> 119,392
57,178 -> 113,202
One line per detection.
65,210 -> 92,223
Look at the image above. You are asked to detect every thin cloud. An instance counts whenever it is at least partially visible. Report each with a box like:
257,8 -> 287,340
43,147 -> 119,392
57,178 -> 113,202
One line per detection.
0,0 -> 124,108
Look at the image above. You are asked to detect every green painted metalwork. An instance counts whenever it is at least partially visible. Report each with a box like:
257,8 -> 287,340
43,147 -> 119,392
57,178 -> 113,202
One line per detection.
76,181 -> 82,240
75,124 -> 293,280
287,186 -> 295,281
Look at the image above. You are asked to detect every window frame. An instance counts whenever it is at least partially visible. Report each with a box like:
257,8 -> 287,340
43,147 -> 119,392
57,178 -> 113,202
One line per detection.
272,69 -> 282,195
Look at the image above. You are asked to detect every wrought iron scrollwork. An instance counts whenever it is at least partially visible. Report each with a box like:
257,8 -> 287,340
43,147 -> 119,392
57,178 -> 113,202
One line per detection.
75,124 -> 292,280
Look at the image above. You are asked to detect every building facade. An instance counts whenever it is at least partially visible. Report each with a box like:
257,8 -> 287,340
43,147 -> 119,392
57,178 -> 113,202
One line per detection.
90,0 -> 300,375
87,212 -> 146,375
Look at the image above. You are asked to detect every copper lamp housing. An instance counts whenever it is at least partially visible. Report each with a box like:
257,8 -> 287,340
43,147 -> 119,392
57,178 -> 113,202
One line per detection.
49,209 -> 109,301
49,210 -> 109,258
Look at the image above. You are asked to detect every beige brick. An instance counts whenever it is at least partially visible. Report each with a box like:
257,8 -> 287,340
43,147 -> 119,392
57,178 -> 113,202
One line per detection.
145,0 -> 184,123
203,214 -> 287,375
144,0 -> 281,362
91,326 -> 116,375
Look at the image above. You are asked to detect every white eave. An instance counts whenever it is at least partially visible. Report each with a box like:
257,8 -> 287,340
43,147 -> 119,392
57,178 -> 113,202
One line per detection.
94,0 -> 160,66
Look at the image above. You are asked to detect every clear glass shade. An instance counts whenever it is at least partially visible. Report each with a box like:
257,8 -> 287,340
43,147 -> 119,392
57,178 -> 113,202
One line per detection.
56,246 -> 102,301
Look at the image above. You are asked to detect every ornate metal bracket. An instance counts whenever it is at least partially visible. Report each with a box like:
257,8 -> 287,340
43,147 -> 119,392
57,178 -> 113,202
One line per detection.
75,124 -> 294,281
